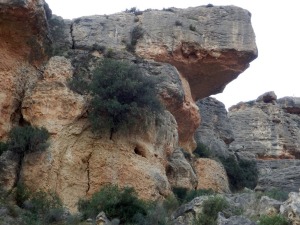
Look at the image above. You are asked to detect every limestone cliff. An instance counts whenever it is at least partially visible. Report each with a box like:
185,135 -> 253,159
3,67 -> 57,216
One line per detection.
195,93 -> 300,193
229,92 -> 300,192
0,0 -> 257,210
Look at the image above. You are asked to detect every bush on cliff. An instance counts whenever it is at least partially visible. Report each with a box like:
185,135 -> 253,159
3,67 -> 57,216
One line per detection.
259,214 -> 290,225
7,125 -> 50,155
219,156 -> 258,191
78,185 -> 147,224
88,59 -> 163,134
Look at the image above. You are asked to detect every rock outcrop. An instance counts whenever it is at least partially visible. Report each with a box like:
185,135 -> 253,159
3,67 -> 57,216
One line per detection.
280,190 -> 300,225
194,93 -> 300,193
229,95 -> 300,160
71,5 -> 257,151
229,93 -> 300,192
0,0 -> 50,139
195,97 -> 234,157
194,158 -> 230,193
0,0 -> 257,211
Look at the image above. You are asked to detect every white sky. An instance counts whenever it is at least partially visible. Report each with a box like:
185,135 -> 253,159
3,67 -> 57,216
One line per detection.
46,0 -> 300,109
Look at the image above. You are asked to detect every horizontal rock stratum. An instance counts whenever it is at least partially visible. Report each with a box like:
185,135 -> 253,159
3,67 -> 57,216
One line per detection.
0,0 -> 257,210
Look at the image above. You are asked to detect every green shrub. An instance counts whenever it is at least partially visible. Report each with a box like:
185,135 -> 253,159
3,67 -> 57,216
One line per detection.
194,196 -> 228,225
175,20 -> 182,26
78,185 -> 147,224
15,183 -> 31,208
219,156 -> 258,191
264,188 -> 289,201
88,59 -> 162,133
7,126 -> 50,155
172,187 -> 214,204
189,24 -> 196,31
259,214 -> 290,225
184,189 -> 215,203
16,184 -> 64,225
194,142 -> 212,158
0,142 -> 8,156
127,26 -> 144,52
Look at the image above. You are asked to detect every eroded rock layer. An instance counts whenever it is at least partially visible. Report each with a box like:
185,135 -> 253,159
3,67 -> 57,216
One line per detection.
0,0 -> 257,210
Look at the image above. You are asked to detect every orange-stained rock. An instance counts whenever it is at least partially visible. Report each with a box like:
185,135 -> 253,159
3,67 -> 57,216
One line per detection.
22,57 -> 86,134
0,0 -> 50,139
21,112 -> 177,211
194,158 -> 230,193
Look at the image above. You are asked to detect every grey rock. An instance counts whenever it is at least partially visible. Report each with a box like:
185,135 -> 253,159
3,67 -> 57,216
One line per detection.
0,151 -> 19,190
167,148 -> 197,190
229,93 -> 300,192
172,195 -> 210,225
278,97 -> 300,114
256,91 -> 277,103
48,15 -> 73,56
258,196 -> 283,216
71,6 -> 257,99
217,213 -> 257,225
229,97 -> 300,160
195,97 -> 234,157
280,190 -> 300,225
256,159 -> 300,193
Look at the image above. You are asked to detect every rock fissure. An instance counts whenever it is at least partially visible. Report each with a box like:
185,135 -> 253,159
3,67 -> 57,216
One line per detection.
70,22 -> 75,49
85,150 -> 93,195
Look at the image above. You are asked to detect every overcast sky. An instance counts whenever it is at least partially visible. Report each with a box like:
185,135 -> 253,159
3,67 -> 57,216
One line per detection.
46,0 -> 299,109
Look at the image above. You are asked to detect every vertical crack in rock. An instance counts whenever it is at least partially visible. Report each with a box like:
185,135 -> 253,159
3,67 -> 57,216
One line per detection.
85,151 -> 93,195
70,22 -> 75,49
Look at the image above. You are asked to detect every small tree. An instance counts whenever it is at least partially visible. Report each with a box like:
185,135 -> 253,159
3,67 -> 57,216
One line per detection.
89,59 -> 163,134
8,126 -> 50,155
78,185 -> 147,223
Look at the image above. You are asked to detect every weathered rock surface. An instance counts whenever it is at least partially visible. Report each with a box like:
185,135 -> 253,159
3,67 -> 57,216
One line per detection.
22,56 -> 86,134
166,148 -> 197,190
217,213 -> 257,225
194,158 -> 230,193
280,190 -> 300,225
0,0 -> 258,212
229,96 -> 300,159
258,196 -> 282,216
0,0 -> 50,139
17,57 -> 178,211
256,159 -> 300,193
72,6 -> 257,100
71,5 -> 257,151
195,97 -> 234,157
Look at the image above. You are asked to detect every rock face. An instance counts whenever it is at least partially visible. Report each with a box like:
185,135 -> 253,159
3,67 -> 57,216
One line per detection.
280,190 -> 300,225
194,158 -> 230,193
18,56 -> 178,211
195,97 -> 234,157
0,0 -> 258,211
71,6 -> 257,152
229,93 -> 300,192
194,93 -> 300,193
0,0 -> 50,138
256,159 -> 300,193
21,57 -> 86,134
229,96 -> 300,159
166,148 -> 197,190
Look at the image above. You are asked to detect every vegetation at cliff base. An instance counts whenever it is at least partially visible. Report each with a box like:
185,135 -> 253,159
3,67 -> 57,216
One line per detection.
219,155 -> 258,191
259,214 -> 290,225
78,185 -> 147,224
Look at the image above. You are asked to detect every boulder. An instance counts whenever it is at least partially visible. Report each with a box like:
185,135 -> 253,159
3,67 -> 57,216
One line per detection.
217,213 -> 257,225
166,148 -> 197,190
256,91 -> 277,103
280,190 -> 300,225
194,158 -> 230,193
